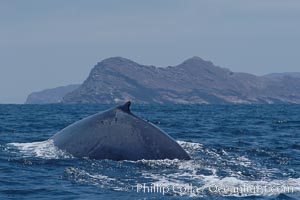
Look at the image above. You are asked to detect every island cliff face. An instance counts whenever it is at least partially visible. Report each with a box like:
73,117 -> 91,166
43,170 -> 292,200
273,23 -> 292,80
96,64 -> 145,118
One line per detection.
25,84 -> 80,104
60,57 -> 300,104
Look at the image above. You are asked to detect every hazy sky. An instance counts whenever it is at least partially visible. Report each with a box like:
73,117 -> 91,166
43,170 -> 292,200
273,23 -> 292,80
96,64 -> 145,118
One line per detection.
1,0 -> 300,103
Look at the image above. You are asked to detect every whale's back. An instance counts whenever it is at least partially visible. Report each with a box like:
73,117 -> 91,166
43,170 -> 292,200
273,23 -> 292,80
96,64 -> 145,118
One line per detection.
52,102 -> 190,160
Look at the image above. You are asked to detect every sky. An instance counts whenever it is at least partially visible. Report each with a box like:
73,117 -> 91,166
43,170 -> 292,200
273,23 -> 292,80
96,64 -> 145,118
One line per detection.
1,0 -> 300,103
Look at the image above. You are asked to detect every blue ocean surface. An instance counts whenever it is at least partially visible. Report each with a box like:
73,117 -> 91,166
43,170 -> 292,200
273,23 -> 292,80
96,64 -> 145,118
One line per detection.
0,104 -> 299,200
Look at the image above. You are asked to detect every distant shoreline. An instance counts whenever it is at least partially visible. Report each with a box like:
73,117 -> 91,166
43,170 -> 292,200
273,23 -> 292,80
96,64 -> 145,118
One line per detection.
25,57 -> 300,105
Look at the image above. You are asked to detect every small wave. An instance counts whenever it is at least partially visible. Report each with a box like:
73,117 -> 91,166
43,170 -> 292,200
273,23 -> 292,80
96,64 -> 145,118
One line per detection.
6,139 -> 72,159
177,140 -> 203,153
133,159 -> 181,169
65,167 -> 130,192
275,120 -> 288,124
274,120 -> 300,124
141,169 -> 300,197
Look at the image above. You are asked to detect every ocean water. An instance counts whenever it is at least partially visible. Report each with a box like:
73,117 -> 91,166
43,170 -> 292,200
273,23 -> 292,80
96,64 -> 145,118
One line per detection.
0,104 -> 300,200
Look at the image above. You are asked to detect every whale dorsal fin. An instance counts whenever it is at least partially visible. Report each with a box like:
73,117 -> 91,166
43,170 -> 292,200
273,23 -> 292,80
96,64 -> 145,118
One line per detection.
118,101 -> 131,113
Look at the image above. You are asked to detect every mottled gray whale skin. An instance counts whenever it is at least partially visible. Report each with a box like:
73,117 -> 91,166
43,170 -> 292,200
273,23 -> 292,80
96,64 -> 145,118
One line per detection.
51,101 -> 190,160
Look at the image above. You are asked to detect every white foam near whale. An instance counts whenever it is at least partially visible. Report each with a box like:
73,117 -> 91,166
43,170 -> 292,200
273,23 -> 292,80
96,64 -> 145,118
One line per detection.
6,140 -> 300,197
7,139 -> 72,159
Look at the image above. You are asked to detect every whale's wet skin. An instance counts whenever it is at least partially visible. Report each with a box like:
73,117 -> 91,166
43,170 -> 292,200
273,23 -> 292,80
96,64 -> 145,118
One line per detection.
1,104 -> 300,199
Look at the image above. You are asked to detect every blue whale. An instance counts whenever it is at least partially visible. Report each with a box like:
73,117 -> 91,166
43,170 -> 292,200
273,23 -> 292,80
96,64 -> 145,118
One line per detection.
51,102 -> 190,160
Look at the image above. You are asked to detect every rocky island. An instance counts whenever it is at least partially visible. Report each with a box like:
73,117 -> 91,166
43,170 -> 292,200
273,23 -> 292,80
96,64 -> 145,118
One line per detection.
25,84 -> 80,104
26,57 -> 300,104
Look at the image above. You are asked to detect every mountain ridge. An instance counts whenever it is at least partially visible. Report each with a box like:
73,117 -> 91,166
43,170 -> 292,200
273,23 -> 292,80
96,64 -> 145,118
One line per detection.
25,57 -> 300,104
